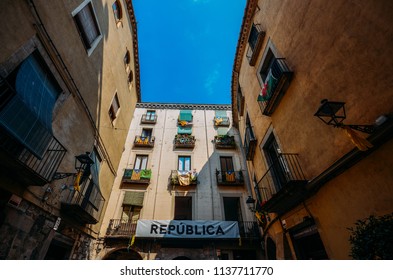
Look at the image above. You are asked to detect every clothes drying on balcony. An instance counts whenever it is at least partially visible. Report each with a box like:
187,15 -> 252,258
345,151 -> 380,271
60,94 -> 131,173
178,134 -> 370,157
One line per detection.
177,170 -> 197,186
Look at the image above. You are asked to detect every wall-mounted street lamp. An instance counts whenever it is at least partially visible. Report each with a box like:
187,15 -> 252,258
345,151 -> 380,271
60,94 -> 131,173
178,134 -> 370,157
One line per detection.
52,152 -> 94,180
313,99 -> 390,151
246,195 -> 256,212
314,99 -> 375,134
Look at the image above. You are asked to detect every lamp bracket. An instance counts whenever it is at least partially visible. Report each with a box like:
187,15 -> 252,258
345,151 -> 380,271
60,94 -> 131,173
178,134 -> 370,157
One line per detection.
52,172 -> 76,180
335,123 -> 375,134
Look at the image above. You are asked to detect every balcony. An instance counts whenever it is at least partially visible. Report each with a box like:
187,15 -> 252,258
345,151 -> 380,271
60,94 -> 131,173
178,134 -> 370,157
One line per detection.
133,136 -> 155,148
61,177 -> 105,224
122,168 -> 151,185
214,135 -> 236,149
141,114 -> 157,124
174,134 -> 196,149
106,219 -> 137,237
216,170 -> 244,186
171,170 -> 198,186
238,221 -> 261,239
214,116 -> 230,127
258,58 -> 293,116
246,23 -> 265,66
256,153 -> 308,214
0,126 -> 67,186
244,126 -> 257,160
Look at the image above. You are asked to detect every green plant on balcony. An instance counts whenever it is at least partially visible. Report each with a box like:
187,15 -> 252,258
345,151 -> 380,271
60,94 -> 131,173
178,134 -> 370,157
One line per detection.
175,134 -> 195,145
215,134 -> 235,146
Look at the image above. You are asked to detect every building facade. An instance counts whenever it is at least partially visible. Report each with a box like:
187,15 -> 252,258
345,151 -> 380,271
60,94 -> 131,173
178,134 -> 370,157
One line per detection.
232,0 -> 393,259
0,0 -> 140,259
93,103 -> 263,260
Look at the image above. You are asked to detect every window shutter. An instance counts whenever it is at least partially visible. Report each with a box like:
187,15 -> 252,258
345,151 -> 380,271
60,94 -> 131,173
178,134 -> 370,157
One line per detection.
123,191 -> 145,206
179,110 -> 192,122
0,95 -> 52,159
217,127 -> 228,136
215,110 -> 227,118
178,126 -> 192,134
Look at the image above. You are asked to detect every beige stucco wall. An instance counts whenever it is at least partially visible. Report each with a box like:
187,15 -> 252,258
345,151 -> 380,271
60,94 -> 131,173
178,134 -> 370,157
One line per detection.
96,104 -> 255,259
234,0 -> 393,259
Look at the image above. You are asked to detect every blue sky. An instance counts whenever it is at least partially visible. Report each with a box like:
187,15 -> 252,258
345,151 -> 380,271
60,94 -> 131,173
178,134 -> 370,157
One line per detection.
133,0 -> 246,104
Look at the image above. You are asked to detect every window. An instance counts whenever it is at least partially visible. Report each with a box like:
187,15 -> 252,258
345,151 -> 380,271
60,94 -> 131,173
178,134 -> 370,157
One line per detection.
174,196 -> 192,220
112,0 -> 123,23
244,114 -> 257,160
141,128 -> 152,140
134,155 -> 148,170
178,156 -> 191,171
109,93 -> 120,122
0,51 -> 61,158
220,156 -> 234,172
237,84 -> 244,117
246,23 -> 265,66
145,110 -> 156,121
257,42 -> 293,116
122,205 -> 141,222
258,48 -> 275,83
73,1 -> 101,55
90,148 -> 102,186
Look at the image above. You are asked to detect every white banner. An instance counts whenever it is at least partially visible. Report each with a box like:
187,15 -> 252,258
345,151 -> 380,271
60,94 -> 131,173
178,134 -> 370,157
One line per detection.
136,220 -> 239,238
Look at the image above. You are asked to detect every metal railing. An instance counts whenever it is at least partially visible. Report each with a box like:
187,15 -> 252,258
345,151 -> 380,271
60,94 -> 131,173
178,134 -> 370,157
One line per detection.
106,219 -> 137,236
214,116 -> 230,126
170,170 -> 198,185
134,135 -> 155,147
0,126 -> 67,185
61,177 -> 105,224
244,126 -> 257,160
258,58 -> 293,116
256,153 -> 306,203
122,168 -> 151,184
216,170 -> 244,185
174,134 -> 196,148
214,135 -> 236,149
141,114 -> 157,124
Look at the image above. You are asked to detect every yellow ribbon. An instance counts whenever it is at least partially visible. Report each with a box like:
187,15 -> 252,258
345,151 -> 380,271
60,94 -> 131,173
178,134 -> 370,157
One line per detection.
73,171 -> 83,192
342,126 -> 373,151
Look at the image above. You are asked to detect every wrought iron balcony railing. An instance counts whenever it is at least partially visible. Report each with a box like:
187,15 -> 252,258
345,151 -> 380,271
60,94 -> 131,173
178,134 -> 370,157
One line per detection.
214,116 -> 230,127
174,134 -> 196,149
244,126 -> 257,160
171,170 -> 198,186
256,153 -> 308,214
122,168 -> 151,185
214,135 -> 236,149
216,170 -> 244,186
0,126 -> 67,186
141,114 -> 157,124
258,58 -> 293,116
134,135 -> 155,148
61,177 -> 105,224
106,219 -> 137,237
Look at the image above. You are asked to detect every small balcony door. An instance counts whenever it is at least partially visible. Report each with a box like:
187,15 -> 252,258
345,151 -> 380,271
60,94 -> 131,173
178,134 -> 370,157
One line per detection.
135,155 -> 148,170
223,197 -> 242,222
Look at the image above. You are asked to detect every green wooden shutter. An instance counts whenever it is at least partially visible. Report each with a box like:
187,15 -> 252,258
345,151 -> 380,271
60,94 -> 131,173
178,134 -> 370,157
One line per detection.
123,191 -> 145,206
179,110 -> 192,122
178,126 -> 192,134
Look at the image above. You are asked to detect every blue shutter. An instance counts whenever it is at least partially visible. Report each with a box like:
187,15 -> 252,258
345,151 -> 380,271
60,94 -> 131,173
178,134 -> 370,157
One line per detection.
179,110 -> 192,122
178,126 -> 192,134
